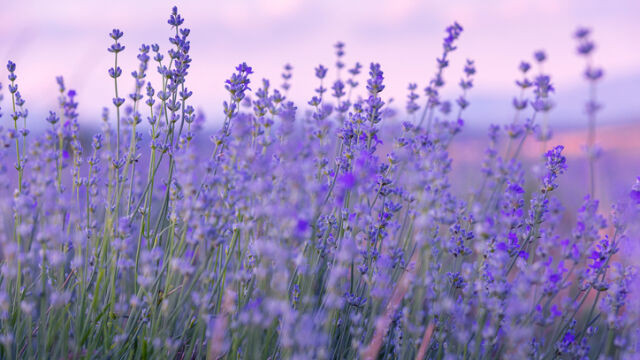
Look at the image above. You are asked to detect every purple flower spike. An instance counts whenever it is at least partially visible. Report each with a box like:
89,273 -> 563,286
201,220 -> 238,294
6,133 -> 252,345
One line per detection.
6,60 -> 16,73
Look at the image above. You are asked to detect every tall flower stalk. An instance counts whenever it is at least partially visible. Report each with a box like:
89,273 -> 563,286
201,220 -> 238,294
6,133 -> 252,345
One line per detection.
575,27 -> 603,197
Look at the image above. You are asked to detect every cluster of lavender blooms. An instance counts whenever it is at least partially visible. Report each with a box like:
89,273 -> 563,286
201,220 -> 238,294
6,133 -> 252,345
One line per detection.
0,7 -> 638,360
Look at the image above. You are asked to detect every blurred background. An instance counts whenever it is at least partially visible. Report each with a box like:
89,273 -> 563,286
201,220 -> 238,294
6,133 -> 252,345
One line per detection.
2,0 -> 640,125
1,0 -> 639,200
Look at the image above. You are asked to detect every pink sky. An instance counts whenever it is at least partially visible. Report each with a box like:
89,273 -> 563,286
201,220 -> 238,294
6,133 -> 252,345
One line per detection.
2,0 -> 639,128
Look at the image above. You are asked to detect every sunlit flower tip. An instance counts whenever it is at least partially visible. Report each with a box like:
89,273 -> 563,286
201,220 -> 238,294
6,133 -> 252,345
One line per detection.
109,29 -> 124,41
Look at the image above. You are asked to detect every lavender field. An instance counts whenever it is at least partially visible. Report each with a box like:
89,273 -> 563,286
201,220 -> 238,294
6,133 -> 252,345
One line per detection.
1,4 -> 639,360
